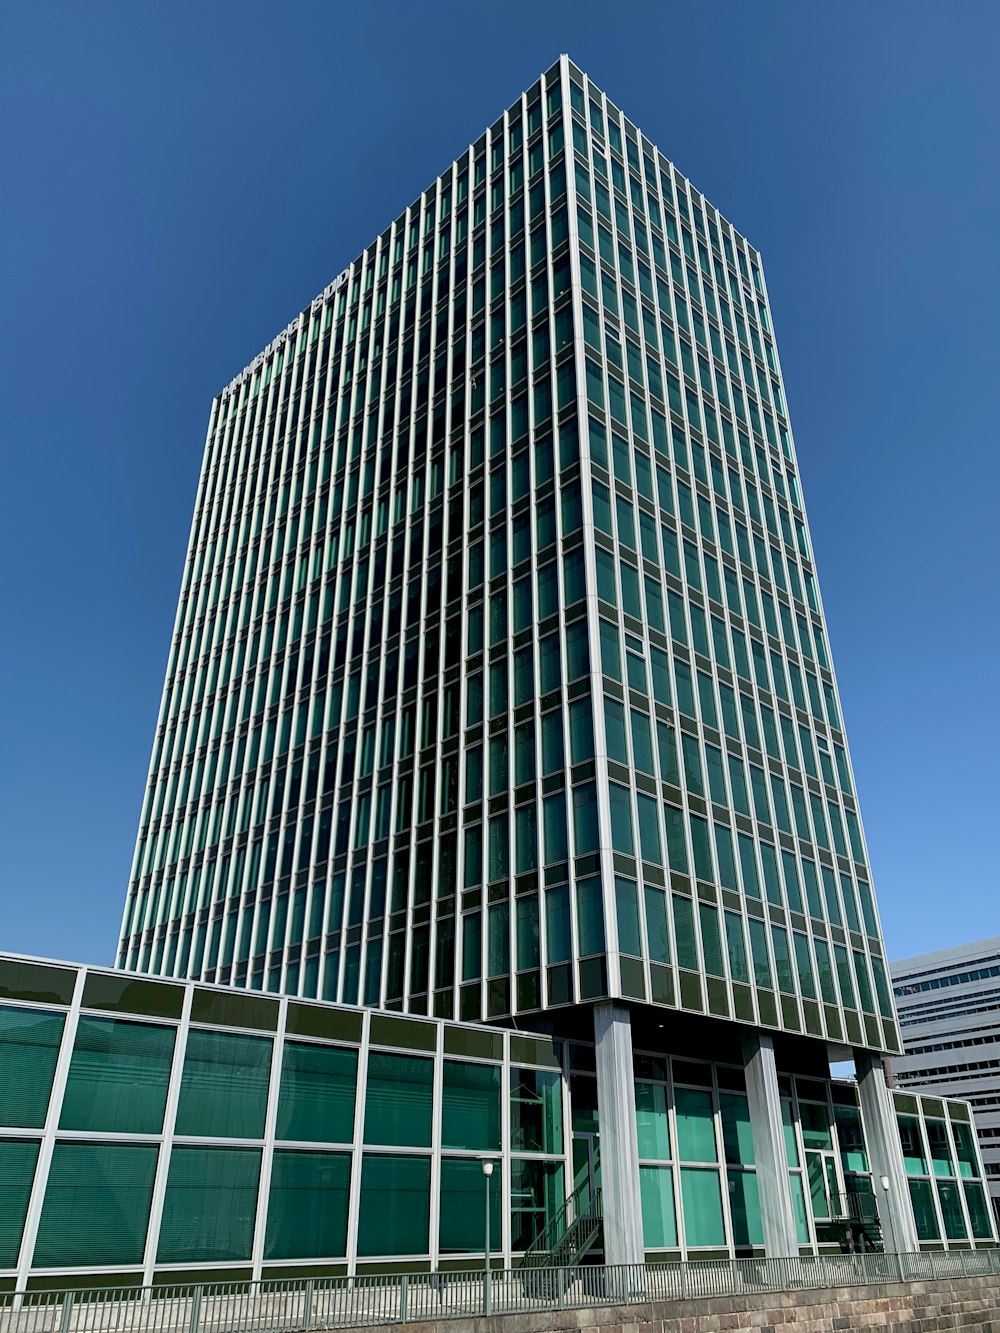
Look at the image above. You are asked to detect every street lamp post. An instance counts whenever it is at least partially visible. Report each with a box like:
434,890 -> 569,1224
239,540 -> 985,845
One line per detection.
482,1159 -> 494,1316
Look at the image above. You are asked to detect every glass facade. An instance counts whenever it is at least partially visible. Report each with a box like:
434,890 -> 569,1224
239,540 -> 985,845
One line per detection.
115,57 -> 898,1062
0,959 -> 567,1281
893,1090 -> 995,1245
891,937 -> 1000,1216
12,59 -> 988,1285
0,956 -> 993,1284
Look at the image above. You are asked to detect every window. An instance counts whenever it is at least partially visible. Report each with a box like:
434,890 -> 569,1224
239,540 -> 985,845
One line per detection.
35,1142 -> 158,1268
57,1016 -> 175,1136
439,1157 -> 502,1253
442,1060 -> 501,1150
0,1005 -> 64,1128
511,1067 -> 563,1154
511,1158 -> 564,1252
0,1139 -> 38,1267
357,1155 -> 430,1256
640,1165 -> 677,1247
158,1146 -> 261,1263
364,1051 -> 433,1147
175,1029 -> 272,1139
608,782 -> 634,854
675,1087 -> 717,1162
265,1151 -> 350,1259
680,1167 -> 725,1247
276,1041 -> 357,1143
635,1081 -> 670,1159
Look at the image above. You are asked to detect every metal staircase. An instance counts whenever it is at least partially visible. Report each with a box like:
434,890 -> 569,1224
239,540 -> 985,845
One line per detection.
829,1189 -> 884,1253
522,1182 -> 603,1269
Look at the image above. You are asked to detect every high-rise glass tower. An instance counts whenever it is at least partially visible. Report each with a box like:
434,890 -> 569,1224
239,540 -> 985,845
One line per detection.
118,55 -> 899,1056
29,50 -> 981,1269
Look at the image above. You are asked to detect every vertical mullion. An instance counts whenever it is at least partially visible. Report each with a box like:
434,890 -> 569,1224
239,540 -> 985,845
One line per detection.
344,1006 -> 370,1274
250,994 -> 287,1279
141,982 -> 193,1283
14,967 -> 86,1292
429,1022 -> 444,1270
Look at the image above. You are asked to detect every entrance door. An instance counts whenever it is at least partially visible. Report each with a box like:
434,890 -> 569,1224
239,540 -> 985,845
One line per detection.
806,1150 -> 840,1220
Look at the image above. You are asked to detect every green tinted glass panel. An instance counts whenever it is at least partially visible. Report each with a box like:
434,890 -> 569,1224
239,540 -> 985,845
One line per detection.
190,989 -> 278,1031
511,1067 -> 563,1154
0,1006 -> 64,1128
799,1100 -> 832,1151
511,1158 -> 564,1252
0,961 -> 75,1006
789,1171 -> 810,1243
719,1093 -> 754,1166
680,1167 -> 725,1247
264,1150 -> 350,1259
908,1178 -> 940,1240
0,1138 -> 40,1267
780,1097 -> 800,1167
897,1114 -> 927,1176
925,1119 -> 954,1178
442,1060 -> 501,1150
635,1081 -> 670,1160
675,1087 -> 717,1163
806,1151 -> 830,1220
34,1142 -> 157,1267
81,974 -> 184,1020
936,1179 -> 967,1239
157,1146 -> 261,1263
357,1154 -> 430,1256
727,1168 -> 763,1247
175,1029 -> 271,1138
363,1052 -> 433,1147
60,1017 -> 174,1134
963,1180 -> 993,1239
833,1104 -> 868,1174
276,1042 -> 357,1143
570,1073 -> 599,1134
639,1164 -> 676,1247
439,1157 -> 502,1253
951,1121 -> 980,1179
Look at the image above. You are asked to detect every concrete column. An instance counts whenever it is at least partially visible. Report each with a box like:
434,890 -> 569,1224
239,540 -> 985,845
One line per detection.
856,1053 -> 920,1254
742,1032 -> 800,1258
593,1002 -> 645,1266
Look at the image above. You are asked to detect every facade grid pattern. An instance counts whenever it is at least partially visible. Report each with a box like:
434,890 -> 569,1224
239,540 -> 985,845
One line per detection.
1,957 -> 994,1287
892,939 -> 1000,1216
117,57 -> 897,1055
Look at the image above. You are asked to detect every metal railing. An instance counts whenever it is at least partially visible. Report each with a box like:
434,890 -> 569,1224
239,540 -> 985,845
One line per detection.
2,1250 -> 999,1333
828,1190 -> 880,1225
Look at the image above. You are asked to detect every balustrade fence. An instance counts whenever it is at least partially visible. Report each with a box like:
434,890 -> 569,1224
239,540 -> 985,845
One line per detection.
3,1250 -> 999,1333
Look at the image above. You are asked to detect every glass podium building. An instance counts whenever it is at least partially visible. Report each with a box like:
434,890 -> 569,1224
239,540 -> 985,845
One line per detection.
0,954 -> 994,1287
2,58 -> 993,1286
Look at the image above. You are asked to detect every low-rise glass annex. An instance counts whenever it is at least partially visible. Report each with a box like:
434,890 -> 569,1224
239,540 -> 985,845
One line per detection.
0,955 -> 993,1287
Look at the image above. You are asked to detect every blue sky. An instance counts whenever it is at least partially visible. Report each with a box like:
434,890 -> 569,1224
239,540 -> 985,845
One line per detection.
2,2 -> 997,967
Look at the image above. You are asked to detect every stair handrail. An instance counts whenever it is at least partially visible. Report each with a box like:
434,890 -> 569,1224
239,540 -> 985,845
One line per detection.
828,1188 -> 880,1224
523,1181 -> 602,1262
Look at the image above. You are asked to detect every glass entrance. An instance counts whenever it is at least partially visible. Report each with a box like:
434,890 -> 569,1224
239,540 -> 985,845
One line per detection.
806,1150 -> 839,1220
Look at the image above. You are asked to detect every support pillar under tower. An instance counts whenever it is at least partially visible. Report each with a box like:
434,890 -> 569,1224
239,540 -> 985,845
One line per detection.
856,1052 -> 920,1253
742,1031 -> 800,1258
593,1001 -> 645,1266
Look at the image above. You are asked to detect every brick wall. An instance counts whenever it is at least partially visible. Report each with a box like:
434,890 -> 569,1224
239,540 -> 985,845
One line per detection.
377,1274 -> 1000,1333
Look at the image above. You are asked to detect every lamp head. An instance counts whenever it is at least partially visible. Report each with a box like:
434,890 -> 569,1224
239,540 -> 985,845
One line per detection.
482,1160 -> 494,1177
